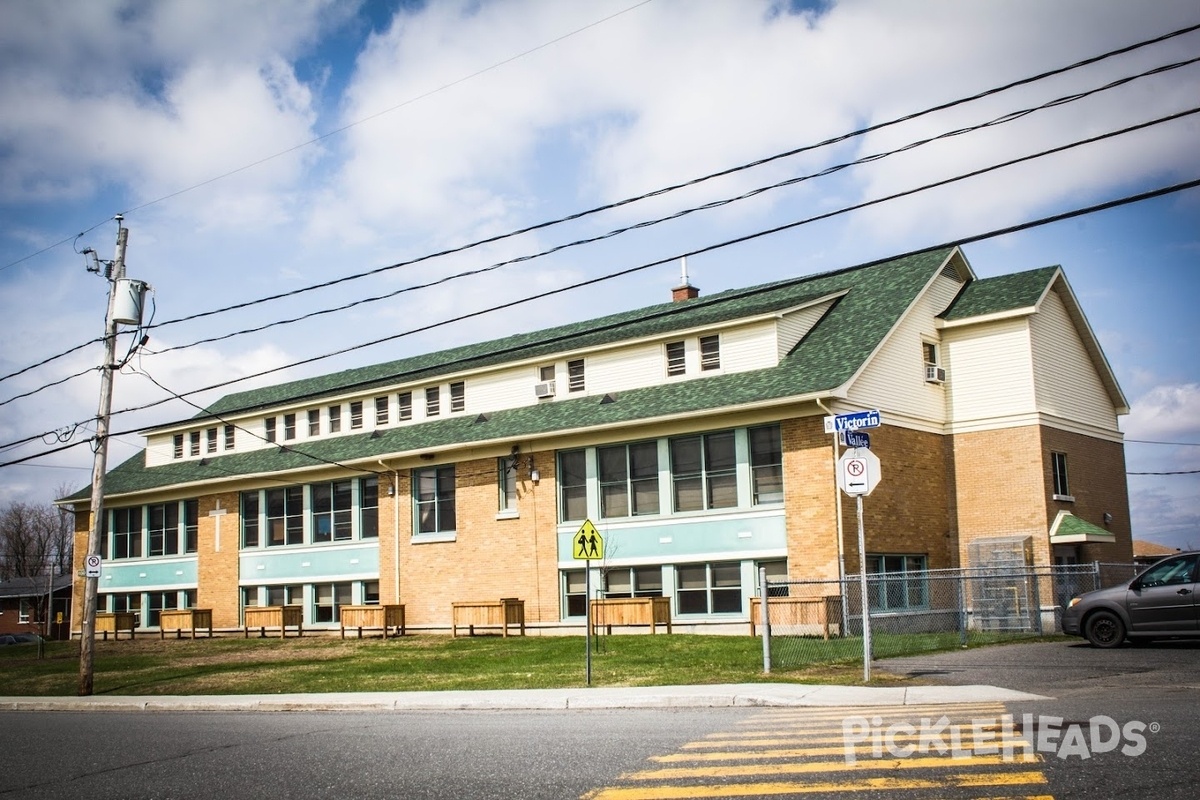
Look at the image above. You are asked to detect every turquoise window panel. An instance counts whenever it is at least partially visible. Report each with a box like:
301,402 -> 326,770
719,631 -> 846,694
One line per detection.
557,513 -> 786,562
239,544 -> 379,582
98,558 -> 197,590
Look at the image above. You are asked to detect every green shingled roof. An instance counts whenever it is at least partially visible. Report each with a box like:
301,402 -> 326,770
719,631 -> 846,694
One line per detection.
80,246 -> 960,501
940,265 -> 1058,321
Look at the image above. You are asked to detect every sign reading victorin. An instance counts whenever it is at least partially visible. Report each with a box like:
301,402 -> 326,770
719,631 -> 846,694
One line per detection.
823,409 -> 882,435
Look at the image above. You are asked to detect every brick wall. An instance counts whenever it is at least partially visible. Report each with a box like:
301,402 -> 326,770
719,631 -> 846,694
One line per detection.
1042,427 -> 1133,563
396,453 -> 559,629
196,491 -> 240,628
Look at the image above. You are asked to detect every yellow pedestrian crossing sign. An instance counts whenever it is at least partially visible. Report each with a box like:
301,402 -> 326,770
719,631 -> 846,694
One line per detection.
572,519 -> 604,560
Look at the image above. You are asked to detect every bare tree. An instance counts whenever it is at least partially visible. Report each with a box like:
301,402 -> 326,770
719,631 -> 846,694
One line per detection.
0,495 -> 74,579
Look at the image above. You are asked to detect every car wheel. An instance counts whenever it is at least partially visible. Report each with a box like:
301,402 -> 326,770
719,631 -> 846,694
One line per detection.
1084,610 -> 1126,648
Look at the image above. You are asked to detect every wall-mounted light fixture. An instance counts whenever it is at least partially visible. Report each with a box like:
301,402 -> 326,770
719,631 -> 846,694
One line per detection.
530,468 -> 540,484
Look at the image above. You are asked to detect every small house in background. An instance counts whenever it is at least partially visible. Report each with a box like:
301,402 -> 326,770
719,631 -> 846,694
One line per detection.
0,575 -> 73,640
1131,539 -> 1182,568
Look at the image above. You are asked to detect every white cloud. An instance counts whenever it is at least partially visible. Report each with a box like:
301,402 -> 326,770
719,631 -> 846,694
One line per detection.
1123,383 -> 1200,441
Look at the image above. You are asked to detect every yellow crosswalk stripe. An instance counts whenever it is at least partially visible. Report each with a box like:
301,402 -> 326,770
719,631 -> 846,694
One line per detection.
656,740 -> 1034,761
583,772 -> 1049,800
624,753 -> 1036,781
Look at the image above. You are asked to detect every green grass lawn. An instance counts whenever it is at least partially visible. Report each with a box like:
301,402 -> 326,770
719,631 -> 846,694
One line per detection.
0,632 -> 1056,697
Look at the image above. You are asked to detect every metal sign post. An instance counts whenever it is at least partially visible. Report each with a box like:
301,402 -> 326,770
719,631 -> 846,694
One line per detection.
832,417 -> 882,684
573,520 -> 604,687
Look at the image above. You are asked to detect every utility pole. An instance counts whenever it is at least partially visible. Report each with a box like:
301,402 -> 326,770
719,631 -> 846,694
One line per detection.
78,217 -> 128,696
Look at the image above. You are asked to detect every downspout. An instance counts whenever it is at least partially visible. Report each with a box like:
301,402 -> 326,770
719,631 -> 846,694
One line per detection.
815,398 -> 846,586
379,460 -> 400,604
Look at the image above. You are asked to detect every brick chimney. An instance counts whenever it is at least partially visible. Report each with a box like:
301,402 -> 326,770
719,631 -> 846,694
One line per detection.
672,282 -> 700,302
672,256 -> 699,302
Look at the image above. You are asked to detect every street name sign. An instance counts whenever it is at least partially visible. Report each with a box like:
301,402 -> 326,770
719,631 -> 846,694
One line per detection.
843,430 -> 871,449
823,409 -> 882,435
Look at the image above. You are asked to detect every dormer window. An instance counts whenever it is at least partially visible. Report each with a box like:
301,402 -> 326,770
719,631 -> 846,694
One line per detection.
189,431 -> 201,456
700,335 -> 720,371
265,418 -> 277,443
173,434 -> 184,459
666,341 -> 686,376
349,401 -> 364,429
375,396 -> 389,426
568,359 -> 585,392
398,391 -> 413,421
426,386 -> 441,416
283,413 -> 296,441
450,381 -> 465,412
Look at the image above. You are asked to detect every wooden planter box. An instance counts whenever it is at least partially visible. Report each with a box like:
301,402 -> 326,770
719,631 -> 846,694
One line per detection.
451,598 -> 525,637
750,595 -> 843,639
339,604 -> 406,639
590,597 -> 672,634
95,611 -> 137,640
243,605 -> 304,638
159,608 -> 214,639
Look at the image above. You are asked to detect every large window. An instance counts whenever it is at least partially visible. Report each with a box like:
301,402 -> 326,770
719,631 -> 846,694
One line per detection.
604,566 -> 663,598
1051,451 -> 1071,499
241,491 -> 260,548
148,502 -> 179,557
563,570 -> 586,617
414,466 -> 456,535
749,424 -> 783,504
360,477 -> 379,539
147,591 -> 178,627
558,450 -> 588,522
671,431 -> 737,512
866,555 -> 928,611
598,441 -> 659,518
266,584 -> 302,606
266,487 -> 304,546
314,583 -> 352,623
677,562 -> 742,614
312,480 -> 353,542
184,500 -> 199,553
112,507 -> 142,560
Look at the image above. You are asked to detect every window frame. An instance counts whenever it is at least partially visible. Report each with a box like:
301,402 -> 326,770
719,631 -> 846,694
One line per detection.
349,401 -> 364,430
665,341 -> 686,376
597,441 -> 660,519
413,465 -> 456,537
866,554 -> 929,612
307,409 -> 320,437
397,391 -> 413,421
1051,451 -> 1072,500
699,335 -> 721,371
375,396 -> 389,426
567,359 -> 585,392
749,424 -> 784,505
329,405 -> 342,433
425,386 -> 441,417
670,430 -> 737,512
676,561 -> 742,615
558,449 -> 588,522
498,457 -> 518,516
450,381 -> 465,413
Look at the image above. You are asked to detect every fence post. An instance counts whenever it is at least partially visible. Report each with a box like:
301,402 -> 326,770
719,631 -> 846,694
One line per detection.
958,571 -> 968,647
760,567 -> 771,675
1031,569 -> 1043,635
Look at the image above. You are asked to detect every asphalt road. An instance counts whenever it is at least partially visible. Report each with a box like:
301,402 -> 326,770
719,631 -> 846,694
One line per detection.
0,640 -> 1194,799
879,639 -> 1200,799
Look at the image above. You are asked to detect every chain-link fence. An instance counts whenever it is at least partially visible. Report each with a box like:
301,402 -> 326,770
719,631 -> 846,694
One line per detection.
763,562 -> 1142,670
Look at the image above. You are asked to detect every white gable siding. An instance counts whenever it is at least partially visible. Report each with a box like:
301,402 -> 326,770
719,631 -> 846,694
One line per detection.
721,320 -> 779,373
777,299 -> 835,359
468,367 -> 543,412
846,272 -> 963,423
943,317 -> 1036,424
587,341 -> 669,392
1029,289 -> 1119,432
145,434 -> 175,467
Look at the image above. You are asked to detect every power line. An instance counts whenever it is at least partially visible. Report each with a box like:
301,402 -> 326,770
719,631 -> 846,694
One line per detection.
6,54 -> 1197,411
1129,470 -> 1200,475
2,171 -> 1194,474
5,18 -> 1197,380
1125,439 -> 1200,446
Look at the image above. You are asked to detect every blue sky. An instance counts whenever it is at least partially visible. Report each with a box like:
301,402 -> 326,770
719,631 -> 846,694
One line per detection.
1,0 -> 1197,550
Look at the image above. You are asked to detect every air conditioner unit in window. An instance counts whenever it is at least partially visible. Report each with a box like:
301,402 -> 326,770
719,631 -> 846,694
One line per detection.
925,364 -> 946,383
534,380 -> 556,398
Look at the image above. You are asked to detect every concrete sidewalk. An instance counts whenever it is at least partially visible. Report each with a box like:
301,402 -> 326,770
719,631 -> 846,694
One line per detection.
0,683 -> 1048,713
